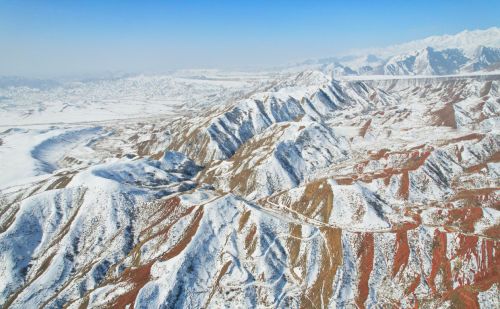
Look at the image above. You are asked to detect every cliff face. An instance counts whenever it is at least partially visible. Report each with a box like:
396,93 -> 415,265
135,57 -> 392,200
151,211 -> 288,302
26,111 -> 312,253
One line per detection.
0,72 -> 499,308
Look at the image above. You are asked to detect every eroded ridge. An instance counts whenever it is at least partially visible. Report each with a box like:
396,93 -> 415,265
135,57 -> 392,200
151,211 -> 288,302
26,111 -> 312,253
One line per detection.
0,74 -> 498,308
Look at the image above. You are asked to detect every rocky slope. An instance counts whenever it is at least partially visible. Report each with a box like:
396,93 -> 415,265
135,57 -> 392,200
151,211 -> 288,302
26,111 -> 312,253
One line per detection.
0,71 -> 499,308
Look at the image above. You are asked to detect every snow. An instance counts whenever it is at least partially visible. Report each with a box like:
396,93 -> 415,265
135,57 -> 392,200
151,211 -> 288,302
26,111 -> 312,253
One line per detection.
0,125 -> 105,189
329,182 -> 391,230
286,28 -> 500,78
0,71 -> 272,126
0,30 -> 499,307
0,150 -> 204,307
356,27 -> 500,59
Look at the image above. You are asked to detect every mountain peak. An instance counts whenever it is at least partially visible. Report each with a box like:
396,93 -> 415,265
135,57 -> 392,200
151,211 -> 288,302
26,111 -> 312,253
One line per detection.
372,27 -> 500,58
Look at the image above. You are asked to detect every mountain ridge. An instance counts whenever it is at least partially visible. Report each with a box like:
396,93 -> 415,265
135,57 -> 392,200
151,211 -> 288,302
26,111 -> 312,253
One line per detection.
289,27 -> 500,77
0,27 -> 499,308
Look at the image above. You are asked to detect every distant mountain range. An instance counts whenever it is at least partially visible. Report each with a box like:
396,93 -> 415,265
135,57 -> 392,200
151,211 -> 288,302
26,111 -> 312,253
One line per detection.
291,27 -> 500,76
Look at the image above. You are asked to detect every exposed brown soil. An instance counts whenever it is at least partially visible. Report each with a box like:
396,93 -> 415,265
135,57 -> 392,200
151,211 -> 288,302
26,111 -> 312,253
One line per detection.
301,227 -> 342,308
405,275 -> 421,296
392,231 -> 410,276
150,151 -> 164,160
445,207 -> 484,233
368,148 -> 390,160
472,238 -> 499,288
431,103 -> 457,128
440,233 -> 499,309
439,133 -> 485,147
161,206 -> 204,261
141,197 -> 182,239
0,203 -> 20,234
245,224 -> 257,250
356,233 -> 374,309
238,210 -> 251,231
136,137 -> 156,156
291,180 -> 334,222
398,171 -> 410,200
287,224 -> 302,266
33,253 -> 56,282
359,119 -> 372,138
46,174 -> 75,190
111,262 -> 154,309
447,286 -> 480,309
449,187 -> 499,209
483,225 -> 500,239
428,230 -> 452,295
204,260 -> 232,307
454,234 -> 479,260
72,198 -> 205,308
336,146 -> 434,189
168,121 -> 221,165
465,151 -> 500,173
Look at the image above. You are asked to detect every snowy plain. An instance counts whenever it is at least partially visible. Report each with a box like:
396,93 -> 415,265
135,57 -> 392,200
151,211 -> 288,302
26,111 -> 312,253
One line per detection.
0,71 -> 275,190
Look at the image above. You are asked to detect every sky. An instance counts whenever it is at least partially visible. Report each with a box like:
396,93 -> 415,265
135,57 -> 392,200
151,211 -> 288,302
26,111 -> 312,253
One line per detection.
0,0 -> 499,77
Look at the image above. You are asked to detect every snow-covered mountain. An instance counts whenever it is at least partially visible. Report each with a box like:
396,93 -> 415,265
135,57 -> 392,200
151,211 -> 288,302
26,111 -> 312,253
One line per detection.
364,27 -> 500,58
1,68 -> 498,308
292,27 -> 500,77
0,28 -> 500,308
381,45 -> 500,75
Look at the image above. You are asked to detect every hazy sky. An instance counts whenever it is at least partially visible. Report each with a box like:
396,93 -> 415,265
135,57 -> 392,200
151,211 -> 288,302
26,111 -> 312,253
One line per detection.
1,0 -> 499,77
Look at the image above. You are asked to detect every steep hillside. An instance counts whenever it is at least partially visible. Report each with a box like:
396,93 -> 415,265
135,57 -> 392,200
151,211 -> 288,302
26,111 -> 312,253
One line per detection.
0,71 -> 498,308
